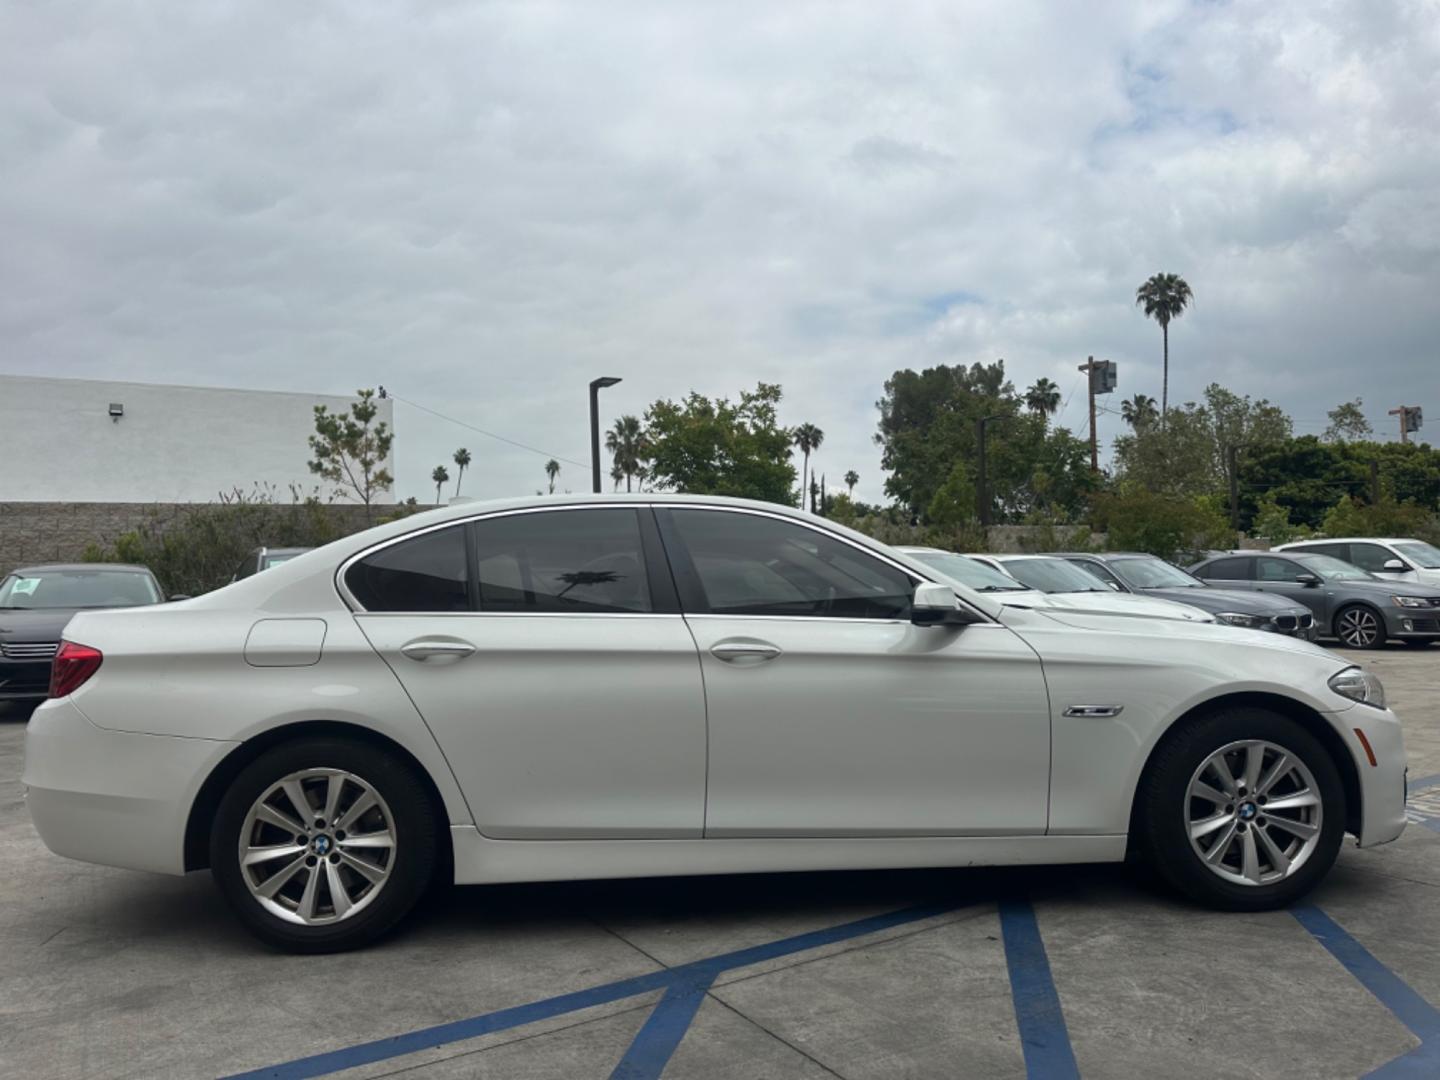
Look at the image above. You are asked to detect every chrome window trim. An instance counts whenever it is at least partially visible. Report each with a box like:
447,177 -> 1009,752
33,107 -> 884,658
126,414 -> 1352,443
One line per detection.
336,500 -> 992,624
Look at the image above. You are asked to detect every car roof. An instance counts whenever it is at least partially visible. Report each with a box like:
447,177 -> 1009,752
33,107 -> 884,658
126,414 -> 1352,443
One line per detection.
8,563 -> 154,575
894,546 -> 948,555
1040,551 -> 1152,562
1278,537 -> 1415,545
259,547 -> 311,556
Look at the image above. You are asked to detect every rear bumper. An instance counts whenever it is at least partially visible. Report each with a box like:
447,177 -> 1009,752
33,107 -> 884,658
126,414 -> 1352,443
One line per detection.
22,697 -> 237,875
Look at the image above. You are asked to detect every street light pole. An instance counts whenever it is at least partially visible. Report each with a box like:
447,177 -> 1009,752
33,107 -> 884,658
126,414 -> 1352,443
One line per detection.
589,377 -> 622,493
975,415 -> 1002,527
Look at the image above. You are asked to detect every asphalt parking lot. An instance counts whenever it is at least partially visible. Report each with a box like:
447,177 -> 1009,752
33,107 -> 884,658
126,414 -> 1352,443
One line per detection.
3,644 -> 1440,1080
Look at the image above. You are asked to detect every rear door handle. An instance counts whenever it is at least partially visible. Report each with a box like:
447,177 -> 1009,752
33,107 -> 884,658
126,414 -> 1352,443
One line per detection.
710,641 -> 782,663
400,639 -> 475,663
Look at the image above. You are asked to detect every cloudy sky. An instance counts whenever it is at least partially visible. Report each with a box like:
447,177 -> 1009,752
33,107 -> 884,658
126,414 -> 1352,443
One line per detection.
4,1 -> 1438,503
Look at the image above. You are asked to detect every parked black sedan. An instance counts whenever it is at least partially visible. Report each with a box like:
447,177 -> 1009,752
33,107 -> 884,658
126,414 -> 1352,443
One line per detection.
1187,550 -> 1440,649
0,564 -> 165,702
1055,551 -> 1318,639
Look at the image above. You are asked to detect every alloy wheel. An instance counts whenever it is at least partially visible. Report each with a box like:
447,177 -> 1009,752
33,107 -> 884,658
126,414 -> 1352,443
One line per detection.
1336,607 -> 1380,648
1186,740 -> 1322,887
238,768 -> 397,925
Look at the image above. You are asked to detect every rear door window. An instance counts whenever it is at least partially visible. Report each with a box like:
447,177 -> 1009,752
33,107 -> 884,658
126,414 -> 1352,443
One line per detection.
346,525 -> 471,612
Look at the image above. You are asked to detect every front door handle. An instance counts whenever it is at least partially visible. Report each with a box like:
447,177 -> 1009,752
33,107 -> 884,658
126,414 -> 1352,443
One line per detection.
400,639 -> 475,663
710,641 -> 782,663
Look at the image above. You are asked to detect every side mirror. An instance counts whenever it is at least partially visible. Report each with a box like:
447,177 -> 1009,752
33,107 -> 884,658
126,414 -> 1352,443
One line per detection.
1294,574 -> 1320,587
911,582 -> 982,627
1380,558 -> 1407,572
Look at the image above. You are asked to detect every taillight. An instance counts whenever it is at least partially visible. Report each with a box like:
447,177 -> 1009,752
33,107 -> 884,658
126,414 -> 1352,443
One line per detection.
50,641 -> 103,698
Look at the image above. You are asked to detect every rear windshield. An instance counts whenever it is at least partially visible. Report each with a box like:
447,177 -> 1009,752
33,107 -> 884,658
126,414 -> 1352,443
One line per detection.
0,570 -> 161,609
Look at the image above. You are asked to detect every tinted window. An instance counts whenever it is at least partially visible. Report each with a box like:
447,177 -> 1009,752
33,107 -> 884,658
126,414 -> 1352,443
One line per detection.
1257,557 -> 1302,582
1349,542 -> 1399,572
347,525 -> 470,612
1200,557 -> 1251,581
668,510 -> 914,619
1296,542 -> 1345,560
473,509 -> 652,613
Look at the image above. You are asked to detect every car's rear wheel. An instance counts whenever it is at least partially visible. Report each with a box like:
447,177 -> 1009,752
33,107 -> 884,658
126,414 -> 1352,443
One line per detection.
1136,708 -> 1345,911
211,738 -> 437,953
1334,604 -> 1385,649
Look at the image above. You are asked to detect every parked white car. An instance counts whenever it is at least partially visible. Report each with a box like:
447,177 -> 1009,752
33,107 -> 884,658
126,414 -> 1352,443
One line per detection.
1274,537 -> 1440,588
964,553 -> 1216,623
24,495 -> 1405,951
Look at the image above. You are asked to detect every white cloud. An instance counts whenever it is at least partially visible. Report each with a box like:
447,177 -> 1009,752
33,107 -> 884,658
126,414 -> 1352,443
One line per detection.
2,0 -> 1437,502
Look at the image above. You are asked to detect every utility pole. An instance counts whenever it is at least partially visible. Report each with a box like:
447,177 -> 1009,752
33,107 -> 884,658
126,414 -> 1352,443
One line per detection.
1388,405 -> 1423,444
1076,356 -> 1117,473
975,416 -> 1001,527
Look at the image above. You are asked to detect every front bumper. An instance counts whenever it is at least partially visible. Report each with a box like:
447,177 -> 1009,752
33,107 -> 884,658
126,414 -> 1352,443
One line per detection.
1344,704 -> 1407,847
23,697 -> 237,875
0,658 -> 51,700
1383,610 -> 1440,639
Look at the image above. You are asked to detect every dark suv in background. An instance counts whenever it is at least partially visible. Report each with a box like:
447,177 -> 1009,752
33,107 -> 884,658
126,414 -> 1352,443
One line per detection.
1055,551 -> 1317,639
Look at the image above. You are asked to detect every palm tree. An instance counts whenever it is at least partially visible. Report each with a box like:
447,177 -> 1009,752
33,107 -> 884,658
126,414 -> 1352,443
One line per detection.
792,423 -> 824,510
844,470 -> 859,497
604,415 -> 648,493
610,463 -> 624,491
431,465 -> 450,504
1121,393 -> 1159,430
452,447 -> 472,496
1024,378 -> 1062,424
545,458 -> 560,494
1135,272 -> 1193,426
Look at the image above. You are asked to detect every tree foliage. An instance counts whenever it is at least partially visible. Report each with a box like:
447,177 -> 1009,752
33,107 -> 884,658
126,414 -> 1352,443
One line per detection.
1091,487 -> 1233,561
1324,399 -> 1372,442
643,382 -> 797,504
308,389 -> 394,517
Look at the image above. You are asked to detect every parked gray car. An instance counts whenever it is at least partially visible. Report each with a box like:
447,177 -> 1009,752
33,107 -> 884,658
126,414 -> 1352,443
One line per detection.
1187,550 -> 1440,649
1056,552 -> 1317,639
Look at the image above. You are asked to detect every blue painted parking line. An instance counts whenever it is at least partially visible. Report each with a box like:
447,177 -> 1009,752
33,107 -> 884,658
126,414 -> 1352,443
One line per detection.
1293,906 -> 1440,1078
610,973 -> 716,1080
1000,900 -> 1080,1080
225,901 -> 975,1080
1405,773 -> 1440,834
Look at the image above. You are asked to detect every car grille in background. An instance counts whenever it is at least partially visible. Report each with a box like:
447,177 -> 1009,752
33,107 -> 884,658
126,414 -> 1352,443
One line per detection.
0,641 -> 60,660
1274,616 -> 1297,631
1297,613 -> 1314,628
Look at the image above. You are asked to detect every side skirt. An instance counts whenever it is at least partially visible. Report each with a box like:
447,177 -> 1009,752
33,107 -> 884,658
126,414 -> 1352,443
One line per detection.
449,827 -> 1127,885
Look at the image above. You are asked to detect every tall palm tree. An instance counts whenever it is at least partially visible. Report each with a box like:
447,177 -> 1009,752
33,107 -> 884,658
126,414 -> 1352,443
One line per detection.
610,463 -> 624,491
1135,272 -> 1193,426
544,458 -> 560,494
431,465 -> 450,504
844,469 -> 859,497
604,415 -> 648,493
792,423 -> 824,510
1121,393 -> 1159,430
452,447 -> 472,496
1024,378 -> 1061,424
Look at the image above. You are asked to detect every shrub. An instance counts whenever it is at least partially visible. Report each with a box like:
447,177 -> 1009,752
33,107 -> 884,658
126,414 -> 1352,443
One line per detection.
1092,488 -> 1234,562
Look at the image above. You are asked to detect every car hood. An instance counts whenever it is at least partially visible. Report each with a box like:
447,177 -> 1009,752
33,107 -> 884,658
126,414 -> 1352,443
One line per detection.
1330,579 -> 1440,601
1018,591 -> 1211,622
0,608 -> 78,643
1136,587 -> 1305,616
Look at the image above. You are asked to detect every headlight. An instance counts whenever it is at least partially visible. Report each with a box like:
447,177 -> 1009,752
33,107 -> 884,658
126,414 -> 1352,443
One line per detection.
1215,612 -> 1267,628
1328,666 -> 1386,710
1392,596 -> 1430,608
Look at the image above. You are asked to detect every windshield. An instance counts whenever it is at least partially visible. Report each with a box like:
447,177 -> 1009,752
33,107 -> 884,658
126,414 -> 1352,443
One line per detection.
1112,557 -> 1204,589
1394,541 -> 1440,569
908,551 -> 1030,592
998,557 -> 1110,594
0,569 -> 162,609
1293,554 -> 1376,582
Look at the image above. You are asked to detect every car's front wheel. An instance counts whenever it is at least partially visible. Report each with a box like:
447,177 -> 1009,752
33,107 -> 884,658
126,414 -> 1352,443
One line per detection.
211,738 -> 437,952
1136,708 -> 1345,911
1334,604 -> 1386,649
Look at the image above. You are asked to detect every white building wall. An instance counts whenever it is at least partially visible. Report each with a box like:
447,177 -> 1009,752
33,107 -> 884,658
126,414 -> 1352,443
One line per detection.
0,375 -> 396,503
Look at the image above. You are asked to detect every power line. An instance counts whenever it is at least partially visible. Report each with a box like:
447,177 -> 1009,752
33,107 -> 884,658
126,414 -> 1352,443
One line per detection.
387,393 -> 590,469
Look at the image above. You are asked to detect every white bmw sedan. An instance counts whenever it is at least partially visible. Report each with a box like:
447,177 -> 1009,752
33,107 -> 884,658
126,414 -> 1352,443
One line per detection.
24,495 -> 1406,952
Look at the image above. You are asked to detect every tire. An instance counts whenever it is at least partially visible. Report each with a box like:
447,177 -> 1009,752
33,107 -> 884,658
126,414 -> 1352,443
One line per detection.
211,738 -> 438,953
1334,604 -> 1386,649
1135,707 -> 1346,911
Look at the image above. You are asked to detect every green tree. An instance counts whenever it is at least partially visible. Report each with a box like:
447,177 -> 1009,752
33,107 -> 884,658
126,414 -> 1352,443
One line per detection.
452,447 -> 472,496
308,389 -> 394,520
431,465 -> 449,503
1120,393 -> 1159,430
1092,487 -> 1233,561
644,382 -> 798,504
545,458 -> 560,494
844,469 -> 859,496
605,415 -> 649,493
792,423 -> 825,510
1324,399 -> 1372,442
1024,378 -> 1061,424
1250,493 -> 1310,545
1135,272 -> 1193,424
